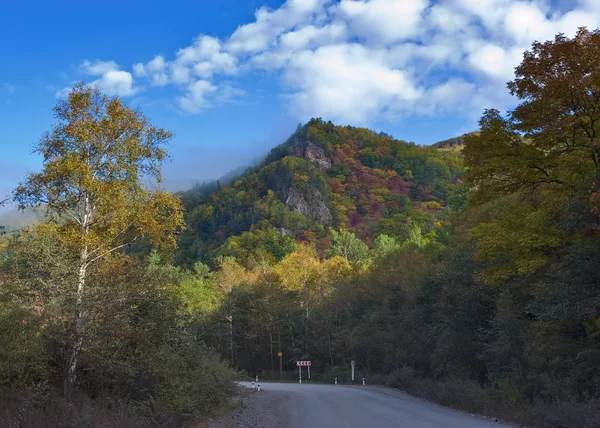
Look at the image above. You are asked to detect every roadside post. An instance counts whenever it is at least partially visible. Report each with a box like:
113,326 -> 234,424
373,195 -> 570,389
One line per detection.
252,381 -> 255,390
278,351 -> 283,378
335,377 -> 338,385
362,377 -> 365,386
351,360 -> 355,384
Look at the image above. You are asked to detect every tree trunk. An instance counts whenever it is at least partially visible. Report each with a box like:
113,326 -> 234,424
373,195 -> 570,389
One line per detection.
270,331 -> 274,371
327,326 -> 334,370
65,193 -> 90,396
66,246 -> 87,396
229,298 -> 234,363
229,316 -> 234,363
277,327 -> 282,377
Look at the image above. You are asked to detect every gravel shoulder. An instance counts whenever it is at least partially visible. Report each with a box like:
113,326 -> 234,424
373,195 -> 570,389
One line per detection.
208,386 -> 291,428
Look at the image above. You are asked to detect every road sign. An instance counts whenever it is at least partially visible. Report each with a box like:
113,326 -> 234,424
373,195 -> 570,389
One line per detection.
297,361 -> 311,383
277,351 -> 283,357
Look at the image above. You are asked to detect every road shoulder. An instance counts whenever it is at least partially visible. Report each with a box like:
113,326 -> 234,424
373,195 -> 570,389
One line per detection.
208,386 -> 291,428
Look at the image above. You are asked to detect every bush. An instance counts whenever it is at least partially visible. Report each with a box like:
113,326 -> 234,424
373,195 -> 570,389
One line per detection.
157,342 -> 239,417
0,300 -> 49,389
367,367 -> 600,428
0,247 -> 240,427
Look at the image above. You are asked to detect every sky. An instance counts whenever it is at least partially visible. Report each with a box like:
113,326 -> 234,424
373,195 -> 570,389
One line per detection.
1,0 -> 599,197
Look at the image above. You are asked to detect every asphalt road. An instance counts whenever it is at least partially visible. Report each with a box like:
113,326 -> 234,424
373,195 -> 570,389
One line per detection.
240,382 -> 512,428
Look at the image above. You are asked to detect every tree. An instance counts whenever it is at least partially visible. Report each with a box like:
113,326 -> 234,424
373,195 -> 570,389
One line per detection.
14,83 -> 184,393
372,234 -> 399,259
327,229 -> 370,267
214,256 -> 254,363
464,28 -> 600,207
463,28 -> 600,282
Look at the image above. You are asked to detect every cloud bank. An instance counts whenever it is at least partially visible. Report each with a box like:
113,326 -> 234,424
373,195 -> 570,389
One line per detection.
70,0 -> 600,124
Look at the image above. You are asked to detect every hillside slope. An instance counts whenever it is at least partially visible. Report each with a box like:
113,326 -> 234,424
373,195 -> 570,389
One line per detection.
176,119 -> 464,267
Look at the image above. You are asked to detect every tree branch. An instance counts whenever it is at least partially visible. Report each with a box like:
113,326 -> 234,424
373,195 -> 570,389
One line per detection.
86,243 -> 130,266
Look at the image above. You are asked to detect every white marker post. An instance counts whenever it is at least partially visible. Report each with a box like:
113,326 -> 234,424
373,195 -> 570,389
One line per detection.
308,365 -> 311,380
362,377 -> 365,386
258,383 -> 261,391
299,365 -> 302,384
252,381 -> 255,390
335,377 -> 338,385
351,360 -> 355,384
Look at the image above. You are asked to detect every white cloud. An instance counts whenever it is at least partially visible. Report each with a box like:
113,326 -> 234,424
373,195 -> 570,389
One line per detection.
176,80 -> 217,113
284,43 -> 422,123
503,2 -> 552,44
216,84 -> 246,103
80,60 -> 119,76
133,63 -> 147,77
428,5 -> 470,33
66,0 -> 598,123
335,0 -> 429,43
451,0 -> 511,30
252,22 -> 348,69
91,70 -> 139,96
226,0 -> 331,54
420,78 -> 476,114
61,60 -> 140,97
467,43 -> 524,81
147,55 -> 167,73
151,73 -> 169,86
170,63 -> 192,85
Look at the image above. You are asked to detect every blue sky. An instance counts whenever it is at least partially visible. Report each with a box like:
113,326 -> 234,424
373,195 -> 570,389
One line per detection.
1,0 -> 598,197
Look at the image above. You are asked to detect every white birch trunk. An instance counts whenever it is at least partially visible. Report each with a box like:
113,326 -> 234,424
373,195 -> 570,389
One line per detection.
66,193 -> 90,393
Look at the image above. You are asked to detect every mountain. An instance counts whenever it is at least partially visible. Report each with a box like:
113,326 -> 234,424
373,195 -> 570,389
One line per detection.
0,206 -> 45,233
175,118 -> 465,267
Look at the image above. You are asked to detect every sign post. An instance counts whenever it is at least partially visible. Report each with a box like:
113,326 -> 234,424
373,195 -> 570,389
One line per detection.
278,351 -> 283,378
351,360 -> 355,384
296,361 -> 311,384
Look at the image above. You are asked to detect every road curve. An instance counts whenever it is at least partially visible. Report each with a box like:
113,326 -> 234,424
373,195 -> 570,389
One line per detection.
240,382 -> 512,428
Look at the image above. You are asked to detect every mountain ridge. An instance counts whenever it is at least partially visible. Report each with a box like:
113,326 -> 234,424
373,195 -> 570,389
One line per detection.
175,118 -> 465,267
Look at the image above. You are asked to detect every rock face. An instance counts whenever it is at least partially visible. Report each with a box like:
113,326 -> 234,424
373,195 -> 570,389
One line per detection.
285,187 -> 332,225
294,139 -> 332,169
278,227 -> 293,236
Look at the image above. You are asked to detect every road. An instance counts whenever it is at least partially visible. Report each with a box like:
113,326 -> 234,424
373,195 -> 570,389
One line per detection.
240,382 -> 512,428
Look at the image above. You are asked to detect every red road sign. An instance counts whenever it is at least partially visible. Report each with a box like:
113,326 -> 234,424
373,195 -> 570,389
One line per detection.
296,361 -> 311,366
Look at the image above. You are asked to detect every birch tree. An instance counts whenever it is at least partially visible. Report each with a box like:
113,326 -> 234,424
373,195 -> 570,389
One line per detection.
14,83 -> 184,393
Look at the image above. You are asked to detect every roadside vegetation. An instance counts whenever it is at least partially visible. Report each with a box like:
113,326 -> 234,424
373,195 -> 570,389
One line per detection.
0,86 -> 237,427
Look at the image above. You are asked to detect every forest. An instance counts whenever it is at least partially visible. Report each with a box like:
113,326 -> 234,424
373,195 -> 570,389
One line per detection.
1,28 -> 600,428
